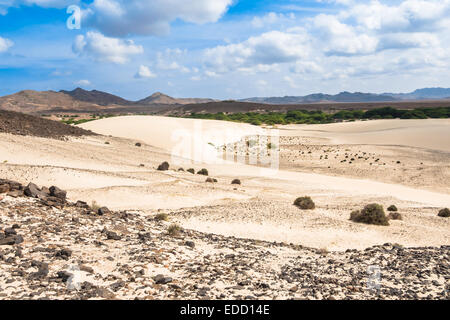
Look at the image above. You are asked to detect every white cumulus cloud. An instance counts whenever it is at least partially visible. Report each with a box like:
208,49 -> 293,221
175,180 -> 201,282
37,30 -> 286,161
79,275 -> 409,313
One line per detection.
72,31 -> 143,64
82,0 -> 233,37
0,36 -> 13,52
135,65 -> 156,79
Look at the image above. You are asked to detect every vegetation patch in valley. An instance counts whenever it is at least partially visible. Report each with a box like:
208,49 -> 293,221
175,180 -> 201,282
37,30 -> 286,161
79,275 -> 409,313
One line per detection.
183,106 -> 450,125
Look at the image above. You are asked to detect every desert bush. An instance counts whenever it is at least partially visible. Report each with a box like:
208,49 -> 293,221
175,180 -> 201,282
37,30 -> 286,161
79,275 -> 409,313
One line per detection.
197,168 -> 209,176
350,204 -> 389,226
135,142 -> 142,147
187,168 -> 195,174
387,205 -> 398,212
205,178 -> 215,183
231,179 -> 241,185
155,213 -> 169,221
438,208 -> 450,218
91,200 -> 100,212
388,212 -> 403,220
293,196 -> 315,210
168,224 -> 182,236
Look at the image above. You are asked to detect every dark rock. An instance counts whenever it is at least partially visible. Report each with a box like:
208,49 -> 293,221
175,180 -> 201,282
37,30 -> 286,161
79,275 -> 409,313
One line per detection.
185,241 -> 195,248
57,271 -> 73,283
197,168 -> 209,176
0,237 -> 16,246
438,208 -> 450,218
49,186 -> 67,201
135,142 -> 142,147
157,161 -> 170,171
4,228 -> 17,236
75,200 -> 89,209
231,179 -> 241,185
98,207 -> 111,215
106,231 -> 122,241
0,184 -> 9,194
24,183 -> 48,199
153,274 -> 173,284
55,248 -> 72,260
6,190 -> 24,198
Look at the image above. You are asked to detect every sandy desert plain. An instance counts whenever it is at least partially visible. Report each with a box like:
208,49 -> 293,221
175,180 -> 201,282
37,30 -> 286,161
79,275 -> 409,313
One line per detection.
0,115 -> 449,300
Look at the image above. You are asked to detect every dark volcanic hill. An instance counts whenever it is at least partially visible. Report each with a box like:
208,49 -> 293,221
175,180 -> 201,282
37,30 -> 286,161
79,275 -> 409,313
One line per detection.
0,109 -> 96,139
60,88 -> 132,106
0,90 -> 101,113
137,92 -> 215,105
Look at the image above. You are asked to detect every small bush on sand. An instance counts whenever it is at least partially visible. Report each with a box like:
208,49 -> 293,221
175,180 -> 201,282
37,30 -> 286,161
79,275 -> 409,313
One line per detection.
350,204 -> 389,226
231,179 -> 241,185
205,178 -> 215,183
438,208 -> 450,218
168,224 -> 182,236
155,213 -> 169,221
197,168 -> 209,176
187,168 -> 195,174
387,205 -> 398,212
178,168 -> 185,172
388,212 -> 403,221
135,142 -> 142,147
157,161 -> 170,171
91,200 -> 100,212
294,196 -> 315,210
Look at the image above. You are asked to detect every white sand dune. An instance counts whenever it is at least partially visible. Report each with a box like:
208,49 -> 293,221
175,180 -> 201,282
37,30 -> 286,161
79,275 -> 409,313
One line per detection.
282,119 -> 450,152
1,116 -> 448,250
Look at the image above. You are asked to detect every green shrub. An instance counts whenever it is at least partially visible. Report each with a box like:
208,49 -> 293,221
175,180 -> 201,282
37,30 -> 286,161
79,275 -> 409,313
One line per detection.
155,213 -> 169,221
187,168 -> 195,174
350,204 -> 389,226
438,208 -> 450,218
294,196 -> 315,210
168,224 -> 182,236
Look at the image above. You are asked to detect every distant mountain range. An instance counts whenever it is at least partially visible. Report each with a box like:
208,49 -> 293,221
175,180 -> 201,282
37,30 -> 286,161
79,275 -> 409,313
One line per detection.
0,88 -> 214,113
240,88 -> 450,104
0,87 -> 449,114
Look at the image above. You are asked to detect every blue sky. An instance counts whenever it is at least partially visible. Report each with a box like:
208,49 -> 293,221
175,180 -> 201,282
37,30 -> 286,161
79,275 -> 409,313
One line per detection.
0,0 -> 449,100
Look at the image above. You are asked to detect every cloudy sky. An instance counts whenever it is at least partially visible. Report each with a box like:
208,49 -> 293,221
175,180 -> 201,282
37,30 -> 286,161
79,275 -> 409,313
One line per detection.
0,0 -> 449,100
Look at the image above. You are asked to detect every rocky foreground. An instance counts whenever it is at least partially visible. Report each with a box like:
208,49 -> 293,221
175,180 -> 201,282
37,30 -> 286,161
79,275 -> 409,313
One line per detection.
0,179 -> 449,300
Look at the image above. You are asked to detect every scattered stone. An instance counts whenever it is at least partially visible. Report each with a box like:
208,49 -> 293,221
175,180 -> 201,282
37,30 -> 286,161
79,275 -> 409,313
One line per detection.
98,207 -> 111,216
75,201 -> 89,209
388,212 -> 403,221
49,186 -> 67,201
0,184 -> 9,193
106,231 -> 122,241
438,208 -> 450,218
197,168 -> 209,176
185,241 -> 195,248
24,183 -> 48,199
387,205 -> 398,212
55,248 -> 72,260
153,274 -> 173,285
157,161 -> 170,171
